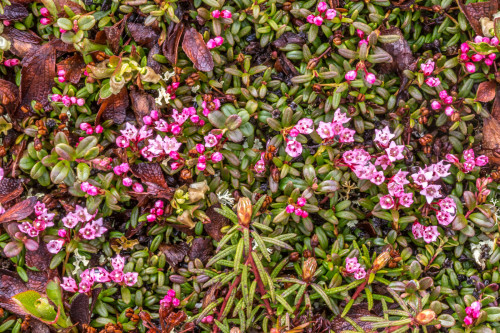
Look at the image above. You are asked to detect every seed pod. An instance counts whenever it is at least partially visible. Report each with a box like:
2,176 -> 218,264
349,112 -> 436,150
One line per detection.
302,257 -> 317,282
414,309 -> 436,325
237,197 -> 252,227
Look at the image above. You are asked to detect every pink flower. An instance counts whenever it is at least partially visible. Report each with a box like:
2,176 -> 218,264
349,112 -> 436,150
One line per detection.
90,267 -> 110,283
61,277 -> 78,292
286,205 -> 295,214
412,168 -> 433,188
289,128 -> 299,137
420,60 -> 435,76
301,211 -> 308,218
399,192 -> 414,208
425,77 -> 440,87
464,316 -> 473,326
471,54 -> 484,62
211,152 -> 223,162
420,185 -> 442,204
439,197 -> 457,215
202,315 -> 214,324
345,257 -> 361,273
58,76 -> 66,83
296,118 -> 314,134
132,183 -> 144,193
317,121 -> 334,139
491,37 -> 499,46
122,177 -> 133,186
221,10 -> 232,18
47,239 -> 64,254
423,225 -> 439,243
345,70 -> 357,81
432,161 -> 451,178
40,7 -> 49,16
436,210 -> 453,226
206,39 -> 217,49
317,1 -> 328,12
40,18 -> 51,25
380,195 -> 395,209
461,43 -> 470,53
197,162 -> 206,171
365,73 -> 376,84
212,10 -> 220,18
385,141 -> 405,162
485,58 -> 493,66
285,140 -> 303,157
325,9 -> 336,19
354,268 -> 366,280
80,224 -> 97,240
465,62 -> 476,73
110,269 -> 124,283
116,136 -> 130,148
446,154 -> 459,164
476,155 -> 488,166
374,126 -> 395,147
306,15 -> 315,24
296,197 -> 306,207
358,39 -> 368,46
339,127 -> 355,143
444,106 -> 454,116
95,125 -> 103,133
123,272 -> 139,286
204,134 -> 218,147
370,171 -> 385,185
312,16 -> 323,26
474,36 -> 483,43
412,222 -> 425,239
438,90 -> 448,100
58,229 -> 67,237
214,36 -> 224,46
463,149 -> 475,161
78,278 -> 93,293
431,101 -> 441,110
468,301 -> 481,319
463,160 -> 475,173
172,298 -> 180,307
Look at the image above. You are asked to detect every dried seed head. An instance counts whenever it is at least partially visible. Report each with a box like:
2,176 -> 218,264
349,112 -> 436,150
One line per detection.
237,197 -> 252,227
289,252 -> 300,262
414,309 -> 436,325
302,257 -> 317,282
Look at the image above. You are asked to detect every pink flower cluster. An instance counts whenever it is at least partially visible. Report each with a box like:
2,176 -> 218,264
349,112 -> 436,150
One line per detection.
61,205 -> 107,240
285,197 -> 309,218
345,69 -> 376,84
464,301 -> 481,326
80,122 -> 103,135
160,289 -> 181,307
460,37 -> 498,72
51,93 -> 85,107
306,2 -> 336,26
57,69 -> 67,83
431,89 -> 456,116
412,222 -> 439,243
18,202 -> 55,237
344,257 -> 366,280
212,9 -> 232,19
316,109 -> 355,144
254,153 -> 266,173
61,254 -> 138,293
411,161 -> 451,203
3,58 -> 20,67
446,149 -> 488,174
284,118 -> 314,158
201,98 -> 220,117
80,181 -> 101,196
201,315 -> 214,325
207,36 -> 224,49
40,7 -> 51,25
420,59 -> 435,76
147,200 -> 165,222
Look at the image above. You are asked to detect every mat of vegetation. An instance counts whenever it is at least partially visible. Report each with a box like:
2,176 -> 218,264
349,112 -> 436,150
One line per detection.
0,0 -> 500,332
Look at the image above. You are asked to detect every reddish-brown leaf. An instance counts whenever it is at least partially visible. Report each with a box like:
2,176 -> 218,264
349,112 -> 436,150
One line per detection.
130,88 -> 156,126
0,79 -> 20,118
0,269 -> 29,315
188,238 -> 213,263
475,80 -> 497,102
56,54 -> 86,84
458,0 -> 498,35
182,27 -> 214,72
0,178 -> 23,204
204,204 -> 230,241
104,17 -> 126,54
147,44 -> 162,74
70,293 -> 91,330
163,22 -> 185,65
159,243 -> 189,269
19,40 -> 56,118
0,4 -> 28,20
379,26 -> 416,73
482,89 -> 500,165
0,197 -> 37,223
2,26 -> 42,58
130,163 -> 169,189
53,0 -> 85,15
25,241 -> 58,279
127,22 -> 160,49
96,86 -> 129,124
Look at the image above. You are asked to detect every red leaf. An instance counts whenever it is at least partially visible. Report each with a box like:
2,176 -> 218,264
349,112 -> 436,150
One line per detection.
0,178 -> 23,204
104,17 -> 127,54
2,26 -> 42,58
163,22 -> 185,65
475,80 -> 497,102
0,79 -> 20,118
130,163 -> 169,189
127,22 -> 160,49
56,54 -> 86,85
182,27 -> 214,72
130,88 -> 156,126
96,86 -> 129,124
0,197 -> 37,223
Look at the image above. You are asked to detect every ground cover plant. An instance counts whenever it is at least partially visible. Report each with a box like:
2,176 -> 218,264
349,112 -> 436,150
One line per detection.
1,0 -> 500,331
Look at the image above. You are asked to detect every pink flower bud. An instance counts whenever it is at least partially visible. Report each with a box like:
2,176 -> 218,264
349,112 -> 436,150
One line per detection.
491,37 -> 499,46
306,15 -> 315,24
294,208 -> 303,216
485,58 -> 493,66
80,182 -> 90,192
190,114 -> 199,123
465,62 -> 476,73
296,197 -> 306,207
40,18 -> 51,25
356,29 -> 364,38
345,70 -> 357,81
464,316 -> 473,326
196,144 -> 205,154
147,214 -> 156,222
51,94 -> 62,102
301,211 -> 309,218
156,208 -> 164,215
438,90 -> 448,99
325,9 -> 336,20
85,128 -> 94,135
358,39 -> 368,46
87,186 -> 98,196
289,128 -> 299,137
443,96 -> 453,104
214,36 -> 224,46
211,152 -> 223,162
474,36 -> 483,43
132,183 -> 144,193
211,10 -> 220,18
171,162 -> 182,170
3,59 -> 11,67
317,1 -> 328,12
3,20 -> 11,26
95,125 -> 103,134
58,76 -> 66,83
460,53 -> 469,61
172,298 -> 180,307
9,59 -> 19,66
70,96 -> 77,104
199,120 -> 205,126
58,229 -> 67,237
62,95 -> 71,107
444,106 -> 455,116
58,69 -> 66,76
489,53 -> 496,60
60,28 -> 67,33
471,54 -> 484,62
116,136 -> 129,148
483,37 -> 491,44
150,110 -> 159,120
285,204 -> 295,213
169,151 -> 180,160
40,7 -> 49,16
312,16 -> 323,26
143,115 -> 152,125
460,42 -> 470,53
446,154 -> 459,164
122,177 -> 133,186
204,315 -> 214,324
206,39 -> 217,49
77,98 -> 85,106
365,73 -> 376,84
198,155 -> 207,163
197,162 -> 206,171
431,101 -> 441,110
221,10 -> 232,18
170,123 -> 181,135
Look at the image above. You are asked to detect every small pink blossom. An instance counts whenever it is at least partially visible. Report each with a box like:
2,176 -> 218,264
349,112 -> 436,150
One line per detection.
420,60 -> 435,76
132,183 -> 144,193
380,195 -> 395,209
61,277 -> 78,292
285,140 -> 303,157
312,16 -> 323,26
475,155 -> 488,166
412,222 -> 425,239
206,39 -> 217,49
444,106 -> 455,116
122,177 -> 133,186
374,126 -> 395,147
425,77 -> 440,87
221,10 -> 232,18
211,152 -> 224,162
204,134 -> 218,148
123,272 -> 139,286
471,54 -> 484,62
354,268 -> 366,280
431,101 -> 441,110
212,10 -> 220,18
286,205 -> 295,214
465,62 -> 476,73
317,1 -> 327,12
345,70 -> 357,81
345,257 -> 361,273
47,239 -> 64,254
296,197 -> 306,207
420,185 -> 442,204
422,225 -> 439,243
365,73 -> 376,84
325,9 -> 336,19
464,316 -> 473,326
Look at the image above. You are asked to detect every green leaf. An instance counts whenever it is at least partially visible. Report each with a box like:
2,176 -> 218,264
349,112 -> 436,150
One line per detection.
50,161 -> 70,184
76,163 -> 91,181
485,307 -> 500,321
76,136 -> 97,158
438,313 -> 456,327
55,143 -> 76,161
0,117 -> 12,135
310,283 -> 334,311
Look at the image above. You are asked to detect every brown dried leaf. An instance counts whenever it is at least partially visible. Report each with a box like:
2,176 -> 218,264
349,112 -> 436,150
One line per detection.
57,54 -> 86,84
379,26 -> 416,73
0,79 -> 20,118
130,88 -> 156,126
163,22 -> 185,65
204,204 -> 230,241
272,32 -> 305,49
482,90 -> 500,165
0,178 -> 23,204
159,242 -> 189,269
2,26 -> 42,58
50,0 -> 85,15
188,238 -> 213,263
475,80 -> 497,102
0,4 -> 29,20
147,44 -> 162,74
0,197 -> 37,223
96,86 -> 129,125
19,40 -> 56,118
25,241 -> 58,279
182,27 -> 214,72
130,163 -> 168,189
104,18 -> 126,54
127,22 -> 160,49
0,269 -> 29,315
70,293 -> 91,330
457,0 -> 498,35
330,304 -> 376,333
